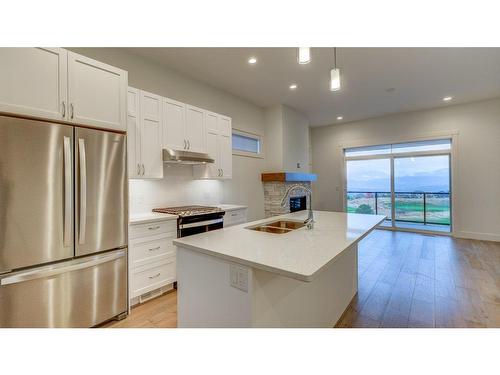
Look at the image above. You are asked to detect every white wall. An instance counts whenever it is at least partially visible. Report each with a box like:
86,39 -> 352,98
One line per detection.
69,48 -> 266,221
311,97 -> 500,241
264,105 -> 284,171
264,104 -> 310,172
283,105 -> 310,172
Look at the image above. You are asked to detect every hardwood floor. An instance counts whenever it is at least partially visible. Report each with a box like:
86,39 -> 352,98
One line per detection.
337,229 -> 500,328
102,290 -> 177,328
103,229 -> 500,328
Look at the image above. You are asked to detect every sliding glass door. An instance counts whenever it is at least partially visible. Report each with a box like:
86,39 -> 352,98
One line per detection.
344,139 -> 452,233
394,154 -> 451,232
346,158 -> 392,226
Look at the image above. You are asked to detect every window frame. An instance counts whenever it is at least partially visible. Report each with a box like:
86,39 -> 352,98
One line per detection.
344,139 -> 452,159
231,129 -> 264,159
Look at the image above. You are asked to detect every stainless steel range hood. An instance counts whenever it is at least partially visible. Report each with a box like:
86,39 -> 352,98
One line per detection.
163,148 -> 214,164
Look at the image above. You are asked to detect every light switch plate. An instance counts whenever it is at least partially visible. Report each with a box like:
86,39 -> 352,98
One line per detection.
230,264 -> 249,292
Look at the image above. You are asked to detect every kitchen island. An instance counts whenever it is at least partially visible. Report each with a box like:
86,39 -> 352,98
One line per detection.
173,210 -> 385,327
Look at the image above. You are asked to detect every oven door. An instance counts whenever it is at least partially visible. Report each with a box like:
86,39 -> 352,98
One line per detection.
179,216 -> 224,237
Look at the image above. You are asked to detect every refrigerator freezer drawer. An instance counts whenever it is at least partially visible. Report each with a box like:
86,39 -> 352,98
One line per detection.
0,249 -> 127,328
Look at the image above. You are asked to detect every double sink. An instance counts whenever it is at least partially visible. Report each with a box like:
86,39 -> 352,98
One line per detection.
246,220 -> 305,234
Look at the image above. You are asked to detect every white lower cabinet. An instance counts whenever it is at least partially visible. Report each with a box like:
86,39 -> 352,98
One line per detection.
129,219 -> 177,305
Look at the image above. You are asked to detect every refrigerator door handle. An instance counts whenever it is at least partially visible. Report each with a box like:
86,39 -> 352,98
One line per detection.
0,250 -> 126,286
63,136 -> 72,247
78,138 -> 87,245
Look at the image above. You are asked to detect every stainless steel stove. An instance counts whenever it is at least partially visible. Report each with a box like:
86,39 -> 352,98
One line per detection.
152,205 -> 225,238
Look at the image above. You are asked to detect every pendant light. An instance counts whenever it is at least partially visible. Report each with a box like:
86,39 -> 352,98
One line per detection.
297,47 -> 311,64
330,48 -> 341,91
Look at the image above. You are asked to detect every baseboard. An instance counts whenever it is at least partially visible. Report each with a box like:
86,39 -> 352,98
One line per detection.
454,231 -> 500,242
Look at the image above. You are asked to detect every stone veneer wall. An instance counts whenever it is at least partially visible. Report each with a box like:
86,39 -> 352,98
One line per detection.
263,181 -> 312,218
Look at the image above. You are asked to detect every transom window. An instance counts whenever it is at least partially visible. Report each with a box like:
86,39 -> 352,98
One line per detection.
232,129 -> 263,158
345,139 -> 451,158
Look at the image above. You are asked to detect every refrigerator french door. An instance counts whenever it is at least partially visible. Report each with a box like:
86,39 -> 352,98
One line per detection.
75,127 -> 127,256
0,115 -> 128,328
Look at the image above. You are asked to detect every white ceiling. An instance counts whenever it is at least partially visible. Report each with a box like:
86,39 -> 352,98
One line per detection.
126,48 -> 500,126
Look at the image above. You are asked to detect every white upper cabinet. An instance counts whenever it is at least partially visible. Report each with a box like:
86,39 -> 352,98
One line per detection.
205,111 -> 218,134
139,90 -> 163,178
218,115 -> 232,137
219,130 -> 232,179
163,99 -> 206,153
0,48 -> 68,121
185,105 -> 206,153
128,87 -> 164,179
163,98 -> 186,151
127,87 -> 140,178
67,51 -> 127,131
0,48 -> 128,131
193,113 -> 232,180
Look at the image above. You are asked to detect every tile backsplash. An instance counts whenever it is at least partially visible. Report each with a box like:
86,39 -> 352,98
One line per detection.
129,164 -> 223,215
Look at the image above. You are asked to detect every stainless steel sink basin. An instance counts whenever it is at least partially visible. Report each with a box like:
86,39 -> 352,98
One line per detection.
246,220 -> 305,234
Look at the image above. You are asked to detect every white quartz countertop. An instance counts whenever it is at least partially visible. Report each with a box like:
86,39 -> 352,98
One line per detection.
129,212 -> 178,225
217,204 -> 247,211
173,211 -> 385,282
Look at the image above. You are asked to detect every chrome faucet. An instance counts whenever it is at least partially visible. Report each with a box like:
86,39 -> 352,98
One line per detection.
280,184 -> 314,229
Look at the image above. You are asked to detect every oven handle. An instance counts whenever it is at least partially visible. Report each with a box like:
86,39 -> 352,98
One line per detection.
180,218 -> 223,229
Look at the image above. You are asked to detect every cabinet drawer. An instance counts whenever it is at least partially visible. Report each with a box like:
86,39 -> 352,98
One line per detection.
224,209 -> 247,227
130,259 -> 176,298
129,237 -> 176,268
129,220 -> 176,239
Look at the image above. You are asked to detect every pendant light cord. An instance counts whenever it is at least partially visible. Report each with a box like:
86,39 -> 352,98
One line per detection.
334,48 -> 337,69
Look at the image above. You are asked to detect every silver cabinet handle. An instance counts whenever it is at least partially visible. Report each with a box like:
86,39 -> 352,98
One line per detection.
78,138 -> 87,245
61,101 -> 66,118
148,246 -> 161,252
63,136 -> 72,247
70,103 -> 74,119
148,273 -> 161,279
148,225 -> 160,230
137,163 -> 140,176
187,140 -> 190,149
142,164 -> 145,176
183,139 -> 186,149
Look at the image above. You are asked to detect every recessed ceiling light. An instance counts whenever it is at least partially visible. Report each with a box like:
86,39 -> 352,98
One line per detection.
337,116 -> 343,120
443,96 -> 453,102
289,84 -> 297,90
248,57 -> 257,64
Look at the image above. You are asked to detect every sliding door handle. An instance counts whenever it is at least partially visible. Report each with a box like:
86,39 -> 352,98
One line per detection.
78,138 -> 87,245
63,136 -> 72,246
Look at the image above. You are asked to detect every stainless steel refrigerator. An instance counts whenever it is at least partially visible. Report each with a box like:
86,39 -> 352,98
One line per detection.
0,115 -> 128,327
